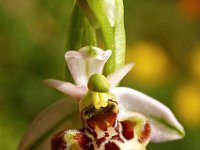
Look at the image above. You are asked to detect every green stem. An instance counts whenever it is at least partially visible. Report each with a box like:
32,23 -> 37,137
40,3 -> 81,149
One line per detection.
67,3 -> 97,50
76,0 -> 99,28
82,19 -> 97,46
65,2 -> 97,82
67,3 -> 85,51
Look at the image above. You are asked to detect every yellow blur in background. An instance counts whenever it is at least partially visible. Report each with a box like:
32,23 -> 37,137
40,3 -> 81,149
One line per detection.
126,42 -> 172,86
174,81 -> 200,127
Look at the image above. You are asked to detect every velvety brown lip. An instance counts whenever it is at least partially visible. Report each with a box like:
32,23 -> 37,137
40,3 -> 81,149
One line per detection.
86,112 -> 117,131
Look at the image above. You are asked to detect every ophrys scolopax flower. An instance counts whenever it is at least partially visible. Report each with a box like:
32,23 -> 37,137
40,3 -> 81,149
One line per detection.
18,46 -> 184,150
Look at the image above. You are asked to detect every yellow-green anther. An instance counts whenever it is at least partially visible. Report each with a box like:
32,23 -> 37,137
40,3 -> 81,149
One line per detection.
79,91 -> 115,112
92,92 -> 101,109
88,74 -> 110,92
99,93 -> 108,107
92,92 -> 109,109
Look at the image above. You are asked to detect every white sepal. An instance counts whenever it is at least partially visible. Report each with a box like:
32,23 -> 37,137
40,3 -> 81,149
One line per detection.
18,97 -> 80,150
111,87 -> 185,143
65,46 -> 111,87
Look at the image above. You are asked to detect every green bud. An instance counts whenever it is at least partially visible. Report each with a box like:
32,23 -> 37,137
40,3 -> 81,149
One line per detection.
88,74 -> 110,92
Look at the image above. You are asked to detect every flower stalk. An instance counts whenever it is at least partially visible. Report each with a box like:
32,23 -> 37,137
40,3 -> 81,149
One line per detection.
66,3 -> 97,82
77,0 -> 126,76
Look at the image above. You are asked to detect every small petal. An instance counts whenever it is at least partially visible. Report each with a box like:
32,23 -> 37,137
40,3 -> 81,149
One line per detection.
18,98 -> 80,150
111,87 -> 185,143
65,51 -> 87,87
107,63 -> 134,88
43,79 -> 87,100
65,46 -> 111,87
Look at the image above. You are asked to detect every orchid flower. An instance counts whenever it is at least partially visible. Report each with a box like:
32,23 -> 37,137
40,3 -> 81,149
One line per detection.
18,46 -> 185,150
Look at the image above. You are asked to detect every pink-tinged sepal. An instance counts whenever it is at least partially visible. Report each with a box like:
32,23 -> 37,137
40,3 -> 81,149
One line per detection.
43,79 -> 87,100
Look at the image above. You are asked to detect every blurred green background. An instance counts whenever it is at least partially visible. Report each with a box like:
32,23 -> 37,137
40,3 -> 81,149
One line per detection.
1,0 -> 200,149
